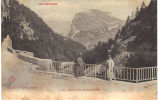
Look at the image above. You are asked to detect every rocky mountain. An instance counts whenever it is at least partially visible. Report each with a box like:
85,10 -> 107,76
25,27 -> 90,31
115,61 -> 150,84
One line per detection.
112,0 -> 157,67
1,0 -> 86,61
67,9 -> 124,49
82,0 -> 157,67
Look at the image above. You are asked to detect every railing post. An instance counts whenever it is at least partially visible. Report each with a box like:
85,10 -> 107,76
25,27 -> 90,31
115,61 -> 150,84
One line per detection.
149,68 -> 150,80
123,68 -> 124,80
127,68 -> 128,80
140,69 -> 143,81
152,67 -> 153,80
51,62 -> 53,72
142,68 -> 144,80
145,68 -> 146,80
84,64 -> 86,75
95,65 -> 96,77
148,68 -> 149,80
105,67 -> 106,79
153,67 -> 155,80
133,69 -> 134,81
136,69 -> 138,83
54,62 -> 55,71
156,68 -> 157,79
119,68 -> 120,79
130,69 -> 131,81
113,67 -> 115,80
97,66 -> 100,76
121,68 -> 123,80
154,67 -> 156,79
148,68 -> 150,80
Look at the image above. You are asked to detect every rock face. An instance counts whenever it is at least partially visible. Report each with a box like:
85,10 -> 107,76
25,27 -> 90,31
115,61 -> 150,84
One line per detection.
1,0 -> 86,61
68,9 -> 124,49
112,0 -> 157,67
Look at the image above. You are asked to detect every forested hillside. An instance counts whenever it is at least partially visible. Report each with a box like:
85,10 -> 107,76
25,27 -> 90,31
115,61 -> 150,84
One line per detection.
83,0 -> 157,67
2,0 -> 86,61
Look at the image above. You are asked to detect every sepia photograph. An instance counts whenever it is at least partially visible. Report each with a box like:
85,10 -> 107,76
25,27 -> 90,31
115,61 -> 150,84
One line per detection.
1,0 -> 157,100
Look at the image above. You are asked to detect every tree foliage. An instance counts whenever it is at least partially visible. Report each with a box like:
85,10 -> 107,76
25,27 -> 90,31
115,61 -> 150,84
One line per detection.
126,15 -> 131,24
82,39 -> 115,64
135,6 -> 139,17
131,11 -> 135,19
141,1 -> 146,10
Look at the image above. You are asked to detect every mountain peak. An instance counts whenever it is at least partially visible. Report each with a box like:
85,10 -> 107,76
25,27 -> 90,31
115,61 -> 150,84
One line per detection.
68,9 -> 124,49
88,9 -> 111,15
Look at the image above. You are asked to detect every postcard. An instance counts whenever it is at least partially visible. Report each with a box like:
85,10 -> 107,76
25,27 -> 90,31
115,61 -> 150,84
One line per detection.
1,0 -> 157,100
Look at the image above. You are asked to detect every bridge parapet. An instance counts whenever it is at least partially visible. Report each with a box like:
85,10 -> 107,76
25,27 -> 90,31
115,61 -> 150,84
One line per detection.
114,67 -> 157,82
7,47 -> 157,83
83,64 -> 157,82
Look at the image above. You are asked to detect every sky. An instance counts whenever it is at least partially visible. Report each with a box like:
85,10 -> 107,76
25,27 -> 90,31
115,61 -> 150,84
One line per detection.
17,0 -> 150,35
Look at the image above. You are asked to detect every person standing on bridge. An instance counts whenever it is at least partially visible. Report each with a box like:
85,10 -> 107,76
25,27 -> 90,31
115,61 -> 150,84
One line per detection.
75,53 -> 84,77
106,55 -> 115,80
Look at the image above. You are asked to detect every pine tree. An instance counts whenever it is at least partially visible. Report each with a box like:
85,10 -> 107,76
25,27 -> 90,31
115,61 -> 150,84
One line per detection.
141,1 -> 146,9
126,15 -> 131,24
131,11 -> 135,19
98,41 -> 102,47
135,6 -> 139,17
118,29 -> 121,34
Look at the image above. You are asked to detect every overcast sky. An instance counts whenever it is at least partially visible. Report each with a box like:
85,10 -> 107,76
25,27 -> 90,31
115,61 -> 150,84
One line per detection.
17,0 -> 150,35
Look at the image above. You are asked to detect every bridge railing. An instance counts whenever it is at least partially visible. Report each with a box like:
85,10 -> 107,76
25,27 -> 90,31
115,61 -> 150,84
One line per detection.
10,46 -> 157,82
58,62 -> 74,74
50,61 -> 74,74
113,67 -> 157,82
83,64 -> 105,78
83,64 -> 96,76
76,64 -> 157,82
51,61 -> 61,72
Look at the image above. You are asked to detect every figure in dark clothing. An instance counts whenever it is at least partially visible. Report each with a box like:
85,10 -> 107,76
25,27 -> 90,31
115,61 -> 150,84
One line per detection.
74,63 -> 80,77
77,57 -> 84,76
74,54 -> 84,77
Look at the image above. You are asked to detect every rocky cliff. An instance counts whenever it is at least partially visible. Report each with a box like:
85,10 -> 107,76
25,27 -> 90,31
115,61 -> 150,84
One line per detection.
82,0 -> 157,67
68,9 -> 124,49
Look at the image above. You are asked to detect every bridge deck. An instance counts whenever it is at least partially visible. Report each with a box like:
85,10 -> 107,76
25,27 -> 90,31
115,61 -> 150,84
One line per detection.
2,50 -> 157,100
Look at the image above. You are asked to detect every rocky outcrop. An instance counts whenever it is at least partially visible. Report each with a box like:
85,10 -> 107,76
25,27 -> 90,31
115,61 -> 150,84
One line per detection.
68,9 -> 124,49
